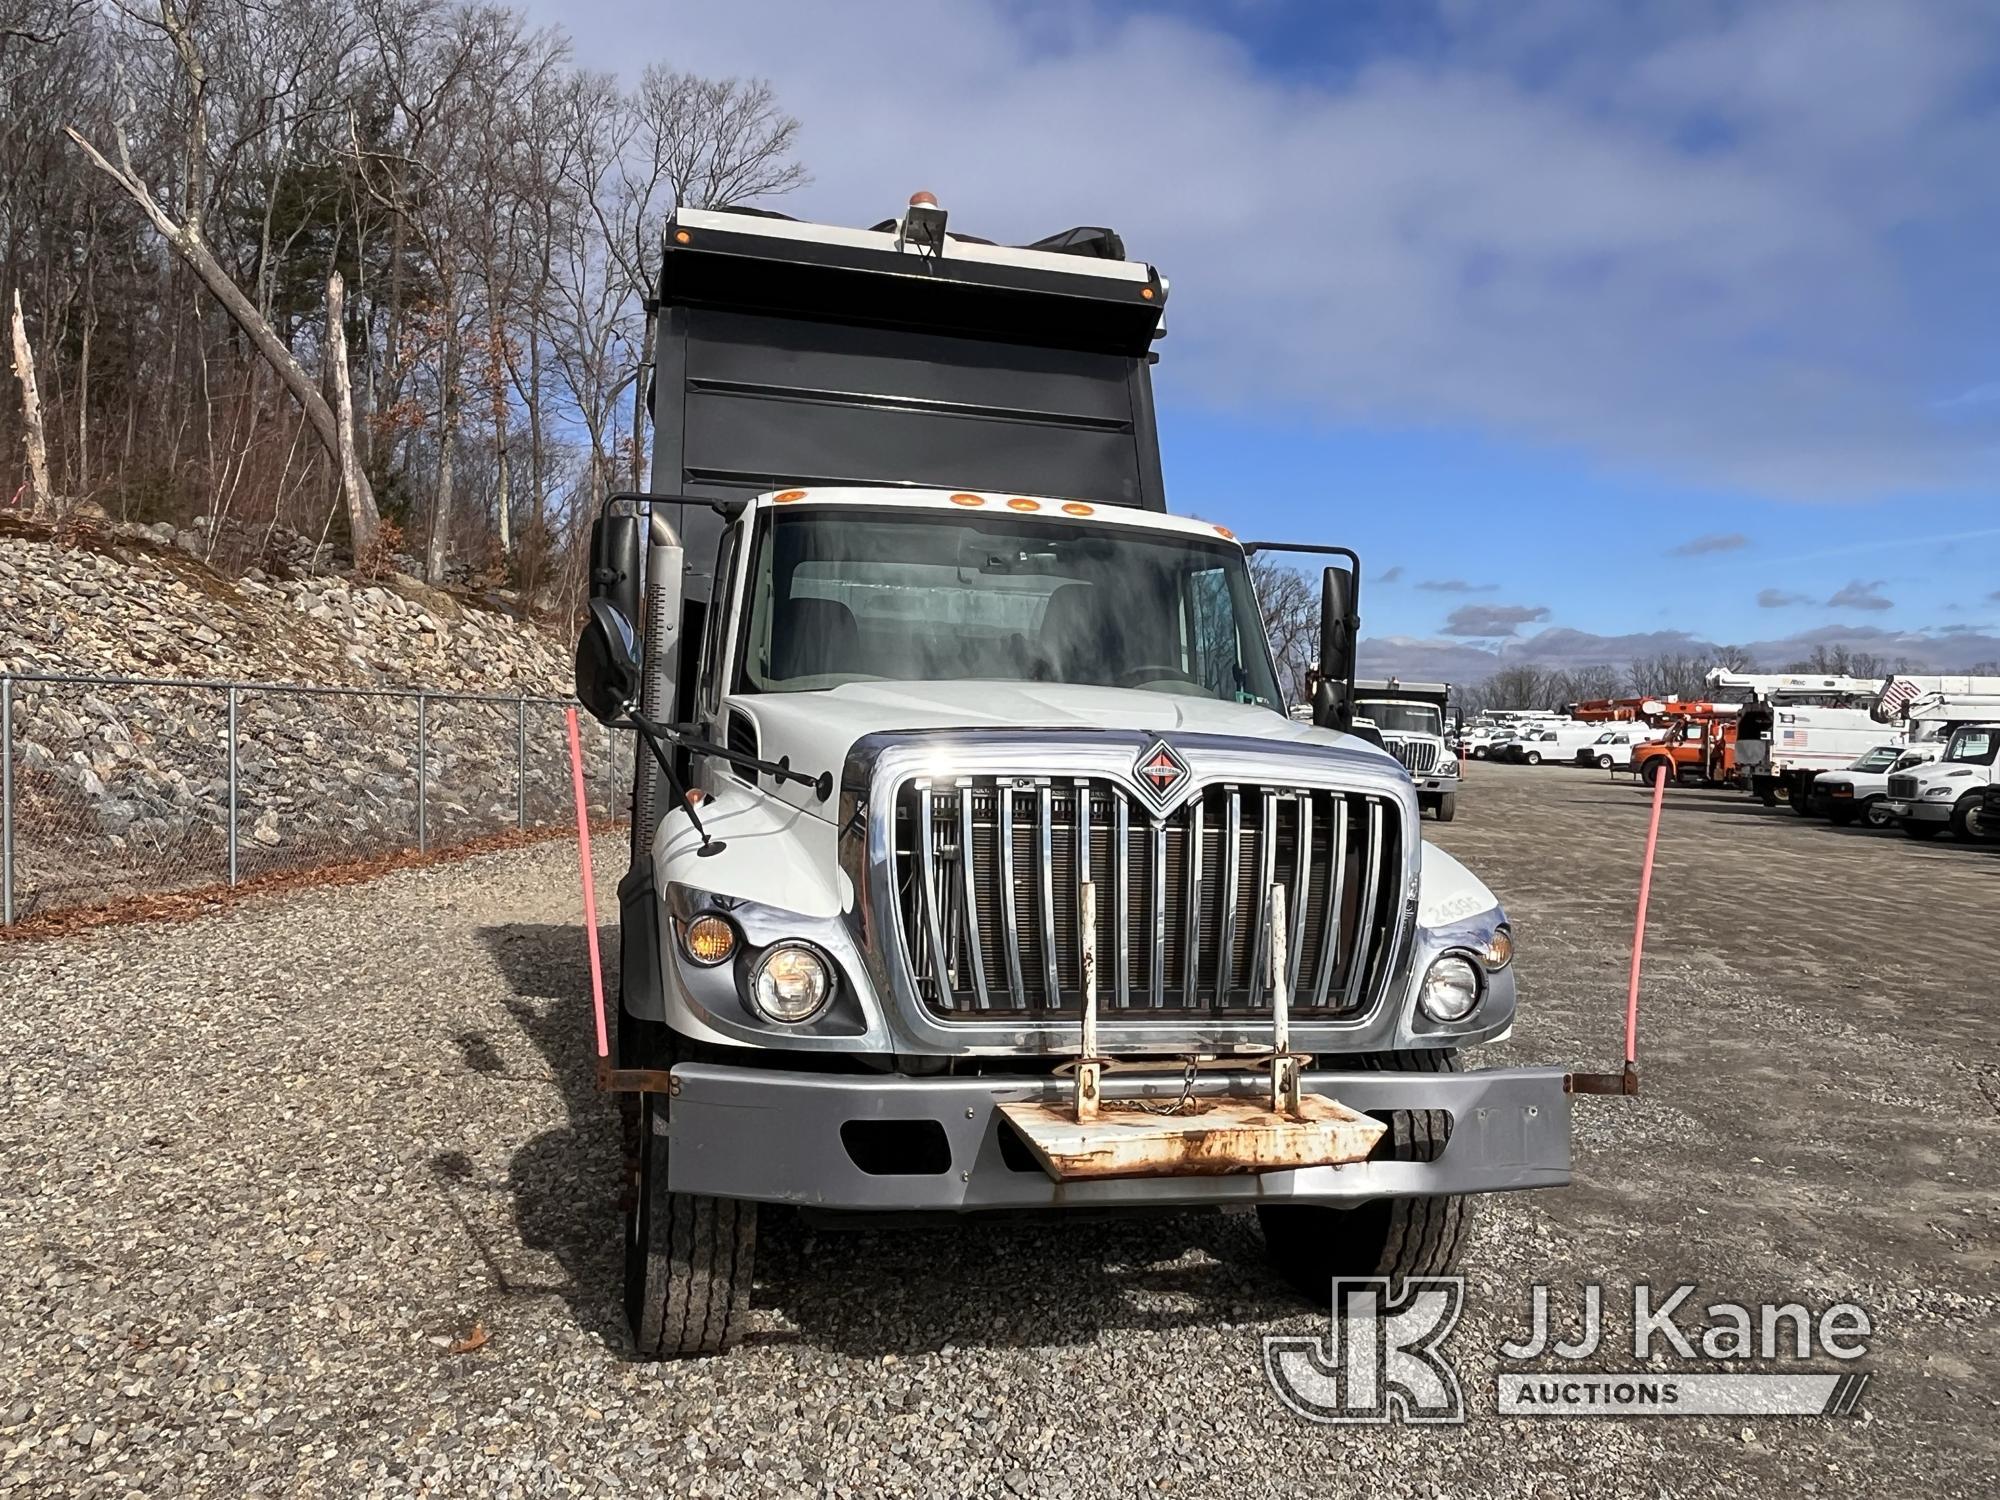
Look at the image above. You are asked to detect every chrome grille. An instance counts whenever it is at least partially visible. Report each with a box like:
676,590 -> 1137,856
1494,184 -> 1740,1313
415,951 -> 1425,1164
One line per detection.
1887,775 -> 1919,799
1387,739 -> 1439,775
893,778 -> 1403,1021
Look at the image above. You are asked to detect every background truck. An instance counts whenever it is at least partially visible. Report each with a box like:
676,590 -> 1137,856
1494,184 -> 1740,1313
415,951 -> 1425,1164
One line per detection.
1494,722 -> 1599,765
576,196 -> 1578,1357
1353,678 -> 1459,819
1859,677 -> 2000,838
1574,726 -> 1652,770
1809,743 -> 1939,828
1628,704 -> 1739,786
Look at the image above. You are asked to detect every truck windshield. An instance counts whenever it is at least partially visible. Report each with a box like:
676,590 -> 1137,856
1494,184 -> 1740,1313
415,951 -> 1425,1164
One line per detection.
737,507 -> 1282,707
1943,727 -> 1998,765
1356,703 -> 1440,735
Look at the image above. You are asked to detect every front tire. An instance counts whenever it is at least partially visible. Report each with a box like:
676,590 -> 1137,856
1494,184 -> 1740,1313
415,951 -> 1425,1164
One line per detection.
1258,1051 -> 1476,1301
1523,751 -> 1542,766
1949,793 -> 1990,842
626,1093 -> 756,1358
1432,792 -> 1456,822
1597,754 -> 1614,770
1863,797 -> 1894,830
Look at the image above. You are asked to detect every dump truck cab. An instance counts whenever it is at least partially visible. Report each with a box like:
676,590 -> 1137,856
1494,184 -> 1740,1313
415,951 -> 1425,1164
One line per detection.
577,199 -> 1575,1357
1353,678 -> 1459,820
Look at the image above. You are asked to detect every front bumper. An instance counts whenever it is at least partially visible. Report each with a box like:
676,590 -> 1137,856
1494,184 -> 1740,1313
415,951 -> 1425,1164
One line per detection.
1415,774 -> 1460,795
663,1062 -> 1571,1211
1884,799 -> 1947,824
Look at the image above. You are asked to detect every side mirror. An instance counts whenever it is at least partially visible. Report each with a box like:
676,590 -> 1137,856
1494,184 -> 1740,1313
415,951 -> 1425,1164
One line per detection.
575,598 -> 642,724
1314,564 -> 1359,732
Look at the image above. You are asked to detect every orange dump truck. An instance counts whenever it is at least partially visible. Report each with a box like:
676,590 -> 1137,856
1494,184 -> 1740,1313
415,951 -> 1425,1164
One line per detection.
1628,704 -> 1741,786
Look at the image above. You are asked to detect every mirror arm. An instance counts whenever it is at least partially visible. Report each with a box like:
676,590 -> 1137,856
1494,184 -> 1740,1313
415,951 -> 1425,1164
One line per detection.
628,715 -> 723,855
628,712 -> 834,803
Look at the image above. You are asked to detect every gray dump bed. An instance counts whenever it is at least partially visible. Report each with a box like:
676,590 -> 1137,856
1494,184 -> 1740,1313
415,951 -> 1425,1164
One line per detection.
644,205 -> 1171,599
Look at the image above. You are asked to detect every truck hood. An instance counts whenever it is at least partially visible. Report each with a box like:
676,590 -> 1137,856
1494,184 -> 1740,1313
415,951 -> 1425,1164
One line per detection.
728,680 -> 1394,821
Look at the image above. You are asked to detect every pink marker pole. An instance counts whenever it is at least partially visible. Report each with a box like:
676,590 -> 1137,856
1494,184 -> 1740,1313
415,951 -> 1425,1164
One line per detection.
566,707 -> 610,1060
1625,760 -> 1669,1065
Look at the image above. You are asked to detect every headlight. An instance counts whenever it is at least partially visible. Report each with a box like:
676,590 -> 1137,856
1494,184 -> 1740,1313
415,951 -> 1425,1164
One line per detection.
749,943 -> 834,1023
1479,925 -> 1512,970
1418,954 -> 1481,1023
1924,786 -> 1952,798
1438,757 -> 1460,776
682,913 -> 737,967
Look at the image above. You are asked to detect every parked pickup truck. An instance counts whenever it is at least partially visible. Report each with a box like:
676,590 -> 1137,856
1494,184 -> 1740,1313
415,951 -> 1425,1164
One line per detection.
1573,727 -> 1652,771
1807,744 -> 1935,828
576,196 -> 1587,1357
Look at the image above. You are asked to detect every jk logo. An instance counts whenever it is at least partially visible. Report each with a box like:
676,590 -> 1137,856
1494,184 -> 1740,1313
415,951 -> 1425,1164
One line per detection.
1263,1278 -> 1466,1425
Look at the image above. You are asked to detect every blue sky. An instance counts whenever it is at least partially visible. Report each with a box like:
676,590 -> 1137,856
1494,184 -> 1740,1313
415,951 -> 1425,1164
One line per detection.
550,0 -> 2000,674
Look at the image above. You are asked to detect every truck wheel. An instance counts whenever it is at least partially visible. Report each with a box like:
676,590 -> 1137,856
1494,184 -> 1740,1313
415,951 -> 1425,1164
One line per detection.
1523,751 -> 1542,766
1757,780 -> 1779,807
1862,797 -> 1893,829
1433,792 -> 1456,822
1596,754 -> 1614,770
1949,793 -> 1991,842
626,1092 -> 755,1358
1258,1051 -> 1476,1301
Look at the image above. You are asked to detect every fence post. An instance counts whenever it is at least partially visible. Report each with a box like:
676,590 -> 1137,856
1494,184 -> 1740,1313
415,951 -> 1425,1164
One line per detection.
516,696 -> 527,830
226,686 -> 239,887
2,675 -> 14,927
417,692 -> 429,854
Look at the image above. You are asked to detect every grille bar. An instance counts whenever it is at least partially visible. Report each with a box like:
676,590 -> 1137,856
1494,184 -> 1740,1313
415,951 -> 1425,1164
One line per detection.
897,776 -> 1403,1022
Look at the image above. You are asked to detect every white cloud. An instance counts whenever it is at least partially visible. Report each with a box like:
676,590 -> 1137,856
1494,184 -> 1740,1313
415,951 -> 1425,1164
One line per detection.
546,0 -> 2000,500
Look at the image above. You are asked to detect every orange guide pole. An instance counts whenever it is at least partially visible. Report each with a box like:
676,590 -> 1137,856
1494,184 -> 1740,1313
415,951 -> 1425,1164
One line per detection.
1625,761 -> 1668,1064
566,707 -> 610,1060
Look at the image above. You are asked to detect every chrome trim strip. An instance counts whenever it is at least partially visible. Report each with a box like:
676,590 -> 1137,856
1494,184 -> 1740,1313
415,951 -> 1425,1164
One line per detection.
1289,792 -> 1312,995
957,782 -> 991,1011
1182,796 -> 1204,1008
1114,788 -> 1131,1006
1217,786 -> 1241,1005
1346,799 -> 1384,1002
998,786 -> 1025,1008
1247,787 -> 1278,1008
915,785 -> 954,1003
1037,783 -> 1060,1006
1149,813 -> 1168,1008
1313,796 -> 1349,1007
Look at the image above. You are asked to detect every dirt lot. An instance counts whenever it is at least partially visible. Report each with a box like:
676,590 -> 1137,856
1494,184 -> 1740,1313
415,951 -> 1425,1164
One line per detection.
2,761 -> 1995,1497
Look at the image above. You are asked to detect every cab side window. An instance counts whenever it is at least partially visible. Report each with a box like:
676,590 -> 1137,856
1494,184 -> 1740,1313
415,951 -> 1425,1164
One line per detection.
701,524 -> 740,719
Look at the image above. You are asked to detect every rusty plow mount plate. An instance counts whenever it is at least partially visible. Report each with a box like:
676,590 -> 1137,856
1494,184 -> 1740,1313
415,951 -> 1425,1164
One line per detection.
998,1094 -> 1388,1182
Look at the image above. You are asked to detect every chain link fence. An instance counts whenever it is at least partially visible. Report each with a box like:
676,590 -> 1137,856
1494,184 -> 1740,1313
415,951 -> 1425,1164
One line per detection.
0,672 -> 635,925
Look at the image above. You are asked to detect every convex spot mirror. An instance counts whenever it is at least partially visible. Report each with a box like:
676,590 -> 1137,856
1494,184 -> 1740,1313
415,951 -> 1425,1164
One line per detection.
575,598 -> 641,725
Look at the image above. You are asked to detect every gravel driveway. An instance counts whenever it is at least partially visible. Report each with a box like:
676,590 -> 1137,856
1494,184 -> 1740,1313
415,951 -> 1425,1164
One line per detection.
3,765 -> 1995,1497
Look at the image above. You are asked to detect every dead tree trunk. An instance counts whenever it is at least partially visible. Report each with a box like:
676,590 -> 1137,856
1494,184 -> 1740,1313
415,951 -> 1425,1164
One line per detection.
64,124 -> 380,524
9,290 -> 52,519
325,272 -> 379,553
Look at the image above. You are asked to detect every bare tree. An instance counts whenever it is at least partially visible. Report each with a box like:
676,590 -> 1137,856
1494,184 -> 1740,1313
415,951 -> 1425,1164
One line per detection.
1251,556 -> 1317,706
8,287 -> 51,515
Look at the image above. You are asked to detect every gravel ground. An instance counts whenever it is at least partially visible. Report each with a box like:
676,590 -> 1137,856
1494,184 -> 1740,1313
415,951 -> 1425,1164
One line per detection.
2,763 -> 1995,1497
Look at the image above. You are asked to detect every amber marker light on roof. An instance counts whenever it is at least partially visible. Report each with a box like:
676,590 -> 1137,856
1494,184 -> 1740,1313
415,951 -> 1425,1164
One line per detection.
949,493 -> 984,506
774,489 -> 807,503
1140,286 -> 1155,299
1213,524 -> 1235,539
1007,498 -> 1040,511
1062,502 -> 1094,516
674,229 -> 690,244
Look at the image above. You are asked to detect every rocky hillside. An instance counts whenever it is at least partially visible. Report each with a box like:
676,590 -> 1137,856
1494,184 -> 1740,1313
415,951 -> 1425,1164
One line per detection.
0,519 -> 617,919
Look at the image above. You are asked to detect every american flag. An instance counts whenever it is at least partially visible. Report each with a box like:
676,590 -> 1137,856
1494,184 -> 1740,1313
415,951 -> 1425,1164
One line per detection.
1877,677 -> 1920,719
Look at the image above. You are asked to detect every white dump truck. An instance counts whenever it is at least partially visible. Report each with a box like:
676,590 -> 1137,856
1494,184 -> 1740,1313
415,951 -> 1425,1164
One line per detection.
575,197 -> 1608,1357
1353,679 -> 1459,820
